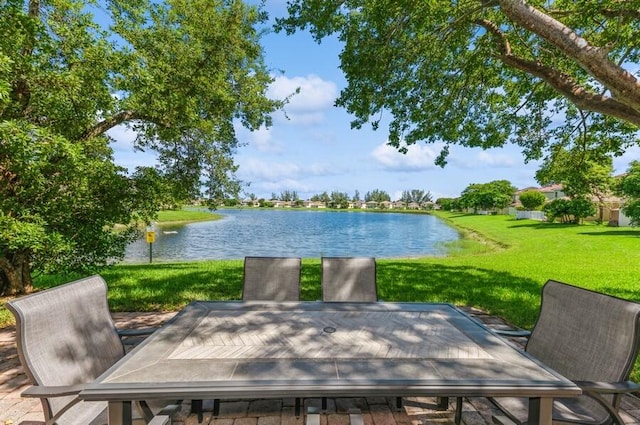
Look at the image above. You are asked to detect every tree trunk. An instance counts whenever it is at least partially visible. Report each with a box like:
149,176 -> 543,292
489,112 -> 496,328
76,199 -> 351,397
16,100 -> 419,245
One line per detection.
0,252 -> 33,295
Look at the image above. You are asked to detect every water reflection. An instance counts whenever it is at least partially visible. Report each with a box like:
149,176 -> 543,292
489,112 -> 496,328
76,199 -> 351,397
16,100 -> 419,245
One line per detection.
124,209 -> 459,262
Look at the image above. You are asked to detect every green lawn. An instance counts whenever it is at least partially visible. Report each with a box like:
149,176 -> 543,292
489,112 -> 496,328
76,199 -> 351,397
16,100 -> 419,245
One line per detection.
11,211 -> 638,329
155,208 -> 223,223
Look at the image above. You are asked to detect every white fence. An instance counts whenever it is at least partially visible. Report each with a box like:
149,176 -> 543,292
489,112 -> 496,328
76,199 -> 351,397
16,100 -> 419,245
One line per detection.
515,210 -> 546,221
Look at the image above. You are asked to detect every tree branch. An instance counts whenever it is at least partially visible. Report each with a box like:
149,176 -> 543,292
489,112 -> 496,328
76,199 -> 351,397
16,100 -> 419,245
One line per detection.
498,0 -> 640,115
500,53 -> 640,126
476,16 -> 640,126
79,111 -> 167,140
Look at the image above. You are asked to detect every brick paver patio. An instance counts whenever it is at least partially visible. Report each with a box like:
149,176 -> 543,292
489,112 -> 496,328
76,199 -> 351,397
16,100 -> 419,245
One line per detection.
2,309 -> 640,425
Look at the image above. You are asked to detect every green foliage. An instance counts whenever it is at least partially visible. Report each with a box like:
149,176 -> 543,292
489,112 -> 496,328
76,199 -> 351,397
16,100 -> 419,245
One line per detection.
400,189 -> 433,206
518,190 -> 547,210
365,189 -> 391,203
277,191 -> 299,202
536,144 -> 615,200
618,161 -> 640,226
459,180 -> 515,211
436,198 -> 458,211
0,122 -> 158,294
0,0 -> 281,293
543,198 -> 596,224
276,0 -> 640,165
329,191 -> 350,209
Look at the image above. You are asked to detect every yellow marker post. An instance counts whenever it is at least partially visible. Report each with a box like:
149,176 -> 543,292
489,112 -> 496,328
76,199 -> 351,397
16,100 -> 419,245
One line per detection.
145,230 -> 156,263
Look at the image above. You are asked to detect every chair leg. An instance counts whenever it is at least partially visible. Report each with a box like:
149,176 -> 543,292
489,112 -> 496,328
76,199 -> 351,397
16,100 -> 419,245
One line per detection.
455,397 -> 463,425
191,399 -> 203,423
295,398 -> 302,417
322,397 -> 328,410
436,396 -> 449,410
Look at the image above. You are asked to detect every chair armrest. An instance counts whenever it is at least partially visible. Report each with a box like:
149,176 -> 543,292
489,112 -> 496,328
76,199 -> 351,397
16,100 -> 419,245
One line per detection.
570,380 -> 640,425
21,383 -> 87,398
494,329 -> 531,338
574,380 -> 640,394
117,327 -> 157,337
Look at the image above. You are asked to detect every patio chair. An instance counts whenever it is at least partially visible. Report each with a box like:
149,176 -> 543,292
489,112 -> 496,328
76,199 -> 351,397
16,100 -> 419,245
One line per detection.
7,275 -> 180,425
455,279 -> 640,425
242,256 -> 302,301
201,257 -> 303,418
321,257 -> 377,302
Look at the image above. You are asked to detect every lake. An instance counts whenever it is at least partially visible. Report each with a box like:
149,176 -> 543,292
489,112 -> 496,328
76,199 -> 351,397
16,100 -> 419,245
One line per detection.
124,208 -> 460,262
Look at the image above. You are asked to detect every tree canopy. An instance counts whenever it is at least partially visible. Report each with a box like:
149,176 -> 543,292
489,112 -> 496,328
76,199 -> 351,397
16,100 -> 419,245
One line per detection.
0,0 -> 281,294
459,180 -> 516,211
276,0 -> 640,165
617,161 -> 640,226
518,190 -> 547,210
535,145 -> 615,201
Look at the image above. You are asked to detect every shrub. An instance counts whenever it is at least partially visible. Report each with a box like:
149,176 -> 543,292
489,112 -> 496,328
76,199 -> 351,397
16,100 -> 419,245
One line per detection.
519,190 -> 547,210
543,198 -> 596,224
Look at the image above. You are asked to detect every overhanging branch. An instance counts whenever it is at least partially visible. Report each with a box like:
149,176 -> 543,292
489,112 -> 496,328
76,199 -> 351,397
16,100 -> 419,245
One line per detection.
501,53 -> 640,126
498,0 -> 640,115
79,111 -> 167,141
476,17 -> 640,126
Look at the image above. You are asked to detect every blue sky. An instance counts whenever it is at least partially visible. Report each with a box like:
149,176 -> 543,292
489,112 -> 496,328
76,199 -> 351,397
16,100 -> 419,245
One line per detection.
110,1 -> 640,201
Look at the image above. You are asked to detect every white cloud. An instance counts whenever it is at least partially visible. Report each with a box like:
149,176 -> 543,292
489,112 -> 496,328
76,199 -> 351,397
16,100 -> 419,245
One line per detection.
475,151 -> 517,167
255,179 -> 313,195
268,74 -> 338,124
108,125 -> 137,151
370,143 -> 439,171
244,126 -> 284,152
237,158 -> 341,184
614,146 -> 640,175
239,158 -> 302,181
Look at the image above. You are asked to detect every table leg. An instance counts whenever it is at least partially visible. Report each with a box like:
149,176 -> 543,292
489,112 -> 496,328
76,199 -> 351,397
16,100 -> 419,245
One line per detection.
527,397 -> 552,425
108,401 -> 133,425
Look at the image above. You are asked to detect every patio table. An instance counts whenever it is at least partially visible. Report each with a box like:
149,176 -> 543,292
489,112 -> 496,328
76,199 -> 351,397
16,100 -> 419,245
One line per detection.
79,301 -> 581,425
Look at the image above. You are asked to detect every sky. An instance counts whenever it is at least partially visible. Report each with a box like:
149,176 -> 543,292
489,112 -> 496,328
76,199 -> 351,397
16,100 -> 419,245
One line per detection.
110,1 -> 640,202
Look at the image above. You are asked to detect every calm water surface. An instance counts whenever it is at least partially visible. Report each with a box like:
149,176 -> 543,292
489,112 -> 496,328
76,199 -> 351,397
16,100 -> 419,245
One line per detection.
124,209 -> 459,262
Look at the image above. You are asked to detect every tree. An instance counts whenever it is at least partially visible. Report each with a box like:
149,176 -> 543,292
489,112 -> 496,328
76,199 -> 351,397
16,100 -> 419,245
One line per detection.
536,146 -> 615,202
329,191 -> 349,209
518,190 -> 547,210
0,0 -> 281,294
398,191 -> 411,207
436,198 -> 458,211
543,198 -> 596,224
0,122 -> 157,295
278,190 -> 299,202
364,189 -> 391,203
410,189 -> 433,205
459,180 -> 515,212
276,1 -> 640,165
617,161 -> 640,226
399,189 -> 432,207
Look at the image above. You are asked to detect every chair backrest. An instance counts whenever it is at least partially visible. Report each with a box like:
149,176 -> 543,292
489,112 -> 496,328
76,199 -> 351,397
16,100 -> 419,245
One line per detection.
242,257 -> 301,301
7,275 -> 124,421
527,280 -> 640,384
321,257 -> 377,302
